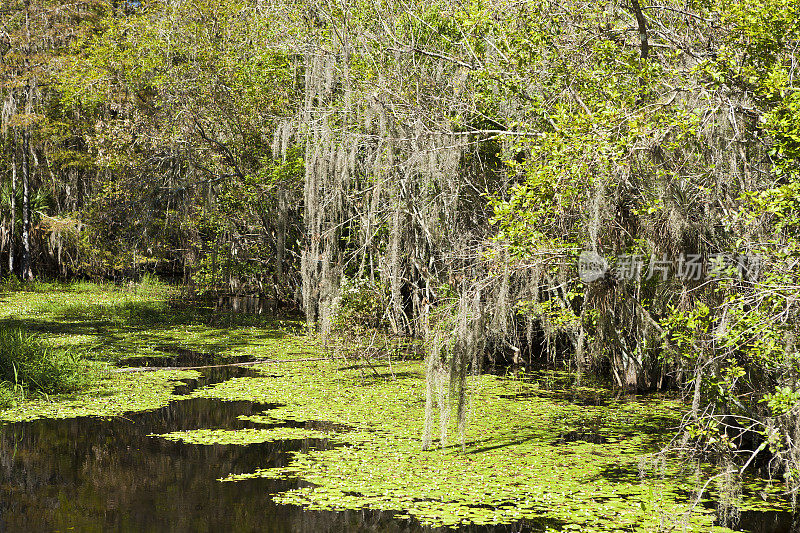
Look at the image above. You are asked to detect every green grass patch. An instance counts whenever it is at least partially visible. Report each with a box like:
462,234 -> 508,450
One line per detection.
0,325 -> 89,395
0,280 -> 312,364
0,384 -> 15,409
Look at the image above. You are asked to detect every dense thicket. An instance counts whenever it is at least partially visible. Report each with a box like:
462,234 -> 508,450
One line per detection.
2,0 -> 799,501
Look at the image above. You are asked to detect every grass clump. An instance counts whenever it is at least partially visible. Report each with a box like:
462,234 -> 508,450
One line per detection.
0,325 -> 89,395
0,384 -> 15,409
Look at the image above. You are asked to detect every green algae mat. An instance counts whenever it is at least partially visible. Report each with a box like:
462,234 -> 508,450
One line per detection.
177,361 -> 791,532
0,367 -> 199,422
0,282 -> 794,531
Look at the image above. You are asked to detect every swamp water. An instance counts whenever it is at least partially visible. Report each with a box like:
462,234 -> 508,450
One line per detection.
216,295 -> 282,315
0,366 -> 796,532
0,367 -> 558,532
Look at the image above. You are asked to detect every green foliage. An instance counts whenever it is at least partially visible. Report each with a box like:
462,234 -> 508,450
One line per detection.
41,0 -> 305,288
661,302 -> 711,355
766,92 -> 800,176
4,0 -> 800,516
325,277 -> 398,367
761,386 -> 800,416
517,292 -> 582,331
332,277 -> 389,331
0,326 -> 88,395
712,0 -> 800,173
479,0 -> 800,499
740,179 -> 800,236
0,385 -> 15,409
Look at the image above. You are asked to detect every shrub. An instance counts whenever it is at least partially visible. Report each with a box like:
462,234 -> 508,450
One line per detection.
333,277 -> 389,330
326,278 -> 397,368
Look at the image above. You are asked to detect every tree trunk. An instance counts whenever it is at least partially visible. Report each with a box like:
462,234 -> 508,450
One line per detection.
276,185 -> 286,289
20,1 -> 33,281
21,127 -> 33,281
9,130 -> 17,276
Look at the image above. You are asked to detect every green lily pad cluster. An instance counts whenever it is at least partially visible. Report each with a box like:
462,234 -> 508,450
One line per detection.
0,283 -> 793,531
0,368 -> 198,422
188,360 -> 790,531
153,426 -> 333,445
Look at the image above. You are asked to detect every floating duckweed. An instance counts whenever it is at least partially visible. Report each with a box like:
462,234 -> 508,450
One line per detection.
1,284 -> 793,530
190,360 -> 789,530
153,427 -> 333,445
0,369 -> 198,422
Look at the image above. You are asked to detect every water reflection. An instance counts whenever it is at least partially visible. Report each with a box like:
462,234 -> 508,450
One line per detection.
216,295 -> 279,315
734,510 -> 799,533
0,370 -> 559,532
3,366 -> 791,532
119,347 -> 254,368
0,397 -> 302,532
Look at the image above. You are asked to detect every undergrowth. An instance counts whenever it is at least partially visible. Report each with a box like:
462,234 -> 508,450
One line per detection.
0,325 -> 90,398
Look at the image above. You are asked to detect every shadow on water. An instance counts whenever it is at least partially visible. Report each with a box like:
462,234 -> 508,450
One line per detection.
713,510 -> 800,533
676,489 -> 798,533
119,345 -> 254,368
170,366 -> 265,395
553,431 -> 608,445
733,510 -> 800,533
216,295 -> 281,315
0,367 -> 561,533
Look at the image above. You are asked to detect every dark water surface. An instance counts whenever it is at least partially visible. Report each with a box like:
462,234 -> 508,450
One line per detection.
0,368 -> 559,533
119,347 -> 254,368
737,511 -> 800,533
215,295 -> 281,315
0,366 -> 796,532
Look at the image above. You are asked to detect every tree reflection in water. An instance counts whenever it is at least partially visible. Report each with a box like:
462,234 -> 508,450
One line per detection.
0,374 -> 558,533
